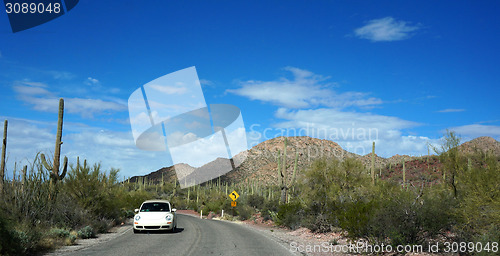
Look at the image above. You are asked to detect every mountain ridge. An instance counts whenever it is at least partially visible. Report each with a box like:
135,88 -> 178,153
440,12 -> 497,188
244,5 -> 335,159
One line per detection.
128,136 -> 500,186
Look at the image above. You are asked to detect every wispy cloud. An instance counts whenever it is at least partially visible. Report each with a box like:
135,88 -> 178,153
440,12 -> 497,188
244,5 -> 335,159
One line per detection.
437,108 -> 465,113
234,67 -> 435,157
0,117 -> 167,179
450,124 -> 500,139
354,17 -> 420,42
227,67 -> 382,109
270,107 -> 424,156
199,79 -> 214,86
13,81 -> 127,118
85,77 -> 100,86
47,70 -> 75,80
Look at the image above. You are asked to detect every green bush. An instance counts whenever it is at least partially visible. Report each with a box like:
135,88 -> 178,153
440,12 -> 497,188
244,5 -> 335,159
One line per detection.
236,204 -> 254,221
471,225 -> 500,256
247,194 -> 265,209
338,199 -> 378,239
48,228 -> 70,238
77,226 -> 96,239
261,198 -> 279,221
13,227 -> 42,255
303,213 -> 334,233
275,201 -> 304,230
0,211 -> 22,255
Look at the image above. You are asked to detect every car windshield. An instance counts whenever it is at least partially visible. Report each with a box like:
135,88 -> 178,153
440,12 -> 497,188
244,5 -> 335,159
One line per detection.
140,202 -> 170,212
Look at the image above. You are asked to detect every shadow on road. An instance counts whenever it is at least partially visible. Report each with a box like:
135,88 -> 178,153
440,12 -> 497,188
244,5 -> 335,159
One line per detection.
135,227 -> 184,235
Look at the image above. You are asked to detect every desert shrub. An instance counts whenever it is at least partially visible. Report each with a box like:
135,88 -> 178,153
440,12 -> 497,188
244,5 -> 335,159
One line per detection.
362,185 -> 456,246
247,194 -> 265,209
470,225 -> 500,256
236,204 -> 254,221
419,189 -> 457,238
188,201 -> 199,212
123,209 -> 135,218
300,157 -> 370,233
456,153 -> 500,237
0,211 -> 22,255
48,228 -> 70,238
275,201 -> 304,230
261,198 -> 279,221
77,225 -> 96,239
13,226 -> 43,255
338,199 -> 378,239
303,213 -> 334,233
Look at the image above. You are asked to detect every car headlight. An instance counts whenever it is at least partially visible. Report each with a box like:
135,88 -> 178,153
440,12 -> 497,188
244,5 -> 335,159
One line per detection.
165,215 -> 172,221
134,215 -> 141,221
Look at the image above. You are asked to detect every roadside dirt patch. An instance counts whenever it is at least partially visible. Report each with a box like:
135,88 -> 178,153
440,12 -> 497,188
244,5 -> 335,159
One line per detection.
45,220 -> 132,255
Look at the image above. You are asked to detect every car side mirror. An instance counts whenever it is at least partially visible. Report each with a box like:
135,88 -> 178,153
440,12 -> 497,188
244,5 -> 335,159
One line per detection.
134,209 -> 139,213
172,208 -> 177,212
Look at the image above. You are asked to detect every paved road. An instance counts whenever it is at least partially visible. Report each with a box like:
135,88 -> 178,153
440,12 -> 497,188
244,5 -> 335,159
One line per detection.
63,214 -> 296,256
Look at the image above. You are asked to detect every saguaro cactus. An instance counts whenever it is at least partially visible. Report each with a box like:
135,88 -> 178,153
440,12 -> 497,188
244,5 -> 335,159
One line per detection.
402,160 -> 406,184
0,120 -> 7,193
371,141 -> 375,185
41,98 -> 68,184
278,137 -> 298,204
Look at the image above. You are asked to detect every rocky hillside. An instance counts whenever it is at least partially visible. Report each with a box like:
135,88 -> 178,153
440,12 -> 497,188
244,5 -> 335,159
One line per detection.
129,136 -> 500,187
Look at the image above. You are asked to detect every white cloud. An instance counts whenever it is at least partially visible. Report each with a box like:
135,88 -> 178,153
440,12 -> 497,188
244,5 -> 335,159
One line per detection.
149,84 -> 188,95
13,82 -> 127,118
354,17 -> 420,42
48,70 -> 75,80
85,77 -> 99,85
437,108 -> 465,113
228,67 -> 382,109
199,79 -> 214,86
13,84 -> 51,96
0,117 -> 169,179
248,108 -> 427,157
231,67 -> 435,157
450,124 -> 500,139
274,107 -> 417,138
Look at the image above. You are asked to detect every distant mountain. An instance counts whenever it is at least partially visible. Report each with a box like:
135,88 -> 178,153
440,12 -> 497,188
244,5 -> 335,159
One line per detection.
459,136 -> 500,156
129,136 -> 500,187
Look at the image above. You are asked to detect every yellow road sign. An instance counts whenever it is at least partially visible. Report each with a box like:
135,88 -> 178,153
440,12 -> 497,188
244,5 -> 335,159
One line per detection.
229,190 -> 239,201
231,201 -> 237,207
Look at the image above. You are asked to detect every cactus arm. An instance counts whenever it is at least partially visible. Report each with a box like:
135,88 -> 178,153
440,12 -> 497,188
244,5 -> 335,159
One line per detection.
40,153 -> 52,171
59,156 -> 68,180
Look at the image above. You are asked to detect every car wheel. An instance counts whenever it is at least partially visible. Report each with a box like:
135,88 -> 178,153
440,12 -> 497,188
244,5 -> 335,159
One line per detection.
133,228 -> 140,234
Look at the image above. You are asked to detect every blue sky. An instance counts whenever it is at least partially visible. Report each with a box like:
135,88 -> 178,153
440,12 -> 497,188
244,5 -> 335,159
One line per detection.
1,0 -> 499,178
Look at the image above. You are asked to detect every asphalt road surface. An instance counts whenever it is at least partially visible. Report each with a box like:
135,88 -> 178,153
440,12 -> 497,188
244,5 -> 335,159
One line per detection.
63,214 -> 296,256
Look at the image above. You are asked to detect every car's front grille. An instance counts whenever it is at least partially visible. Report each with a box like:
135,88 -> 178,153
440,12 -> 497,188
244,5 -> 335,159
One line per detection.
136,226 -> 143,228
144,226 -> 161,229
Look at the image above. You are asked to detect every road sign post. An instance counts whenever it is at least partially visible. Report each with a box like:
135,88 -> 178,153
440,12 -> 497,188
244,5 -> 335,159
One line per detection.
228,190 -> 239,217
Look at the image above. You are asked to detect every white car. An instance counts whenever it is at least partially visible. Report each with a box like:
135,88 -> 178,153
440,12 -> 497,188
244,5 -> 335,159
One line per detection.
133,200 -> 177,233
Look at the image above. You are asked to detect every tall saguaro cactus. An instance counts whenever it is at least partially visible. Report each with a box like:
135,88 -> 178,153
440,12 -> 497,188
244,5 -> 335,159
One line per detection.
278,137 -> 298,204
41,98 -> 68,184
0,120 -> 7,193
371,141 -> 375,185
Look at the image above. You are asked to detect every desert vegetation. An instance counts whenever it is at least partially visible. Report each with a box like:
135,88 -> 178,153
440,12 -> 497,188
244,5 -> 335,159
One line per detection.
0,100 -> 498,255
